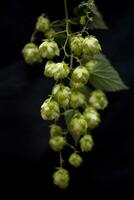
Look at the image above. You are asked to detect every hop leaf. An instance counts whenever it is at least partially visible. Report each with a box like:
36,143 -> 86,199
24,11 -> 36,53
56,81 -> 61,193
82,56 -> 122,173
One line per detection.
89,58 -> 129,92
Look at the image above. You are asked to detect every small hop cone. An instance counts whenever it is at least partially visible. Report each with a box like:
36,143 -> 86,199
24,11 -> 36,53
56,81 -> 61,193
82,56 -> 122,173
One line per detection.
83,36 -> 101,55
83,106 -> 101,129
50,124 -> 62,137
39,39 -> 60,59
70,90 -> 86,109
70,80 -> 85,89
79,134 -> 94,152
41,99 -> 60,121
45,28 -> 55,39
71,66 -> 90,85
35,15 -> 50,32
49,136 -> 66,151
44,61 -> 56,77
70,35 -> 84,56
69,153 -> 83,168
22,43 -> 42,64
69,113 -> 88,142
52,84 -> 71,108
89,89 -> 108,110
53,168 -> 70,189
53,62 -> 70,80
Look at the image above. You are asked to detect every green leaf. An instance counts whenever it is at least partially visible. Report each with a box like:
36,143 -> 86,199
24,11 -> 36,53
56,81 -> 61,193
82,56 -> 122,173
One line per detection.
87,14 -> 108,30
89,59 -> 129,92
54,32 -> 67,46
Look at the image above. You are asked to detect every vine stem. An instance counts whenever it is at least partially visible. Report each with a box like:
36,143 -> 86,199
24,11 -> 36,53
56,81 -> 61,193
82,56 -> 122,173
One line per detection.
59,151 -> 63,168
63,0 -> 70,61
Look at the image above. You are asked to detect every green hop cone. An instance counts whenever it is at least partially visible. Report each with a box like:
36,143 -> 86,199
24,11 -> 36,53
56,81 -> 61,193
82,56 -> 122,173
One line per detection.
45,28 -> 55,39
39,39 -> 60,59
53,168 -> 70,189
69,153 -> 83,168
70,90 -> 86,109
70,80 -> 85,89
69,113 -> 88,142
35,15 -> 50,32
53,62 -> 70,80
83,36 -> 101,55
49,136 -> 66,151
44,61 -> 56,77
70,35 -> 84,56
52,84 -> 71,108
89,89 -> 108,110
22,43 -> 42,64
79,134 -> 94,152
50,124 -> 62,137
41,99 -> 60,121
71,66 -> 90,85
85,60 -> 98,73
83,106 -> 101,129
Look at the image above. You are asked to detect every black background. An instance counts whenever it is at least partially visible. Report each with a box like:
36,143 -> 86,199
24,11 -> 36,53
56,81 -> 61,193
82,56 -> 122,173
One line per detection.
0,0 -> 134,198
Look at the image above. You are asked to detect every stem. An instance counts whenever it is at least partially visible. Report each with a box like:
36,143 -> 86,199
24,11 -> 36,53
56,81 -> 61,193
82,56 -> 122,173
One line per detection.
59,151 -> 63,168
63,0 -> 70,61
64,0 -> 69,24
30,30 -> 37,43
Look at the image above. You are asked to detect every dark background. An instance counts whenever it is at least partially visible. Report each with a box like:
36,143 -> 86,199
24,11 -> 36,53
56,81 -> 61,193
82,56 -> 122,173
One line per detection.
0,0 -> 134,198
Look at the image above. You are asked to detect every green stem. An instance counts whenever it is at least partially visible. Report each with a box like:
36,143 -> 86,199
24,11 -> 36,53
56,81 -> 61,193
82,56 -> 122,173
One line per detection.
59,151 -> 63,168
64,0 -> 69,24
63,0 -> 70,61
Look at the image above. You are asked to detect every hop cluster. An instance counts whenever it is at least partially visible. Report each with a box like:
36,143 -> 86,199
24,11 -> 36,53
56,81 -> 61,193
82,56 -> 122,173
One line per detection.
22,9 -> 109,190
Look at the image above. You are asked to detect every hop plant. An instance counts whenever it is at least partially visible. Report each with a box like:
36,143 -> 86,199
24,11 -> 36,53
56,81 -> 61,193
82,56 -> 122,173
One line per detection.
22,0 -> 128,189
